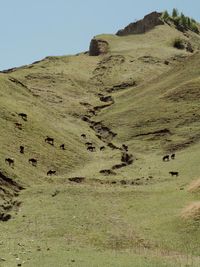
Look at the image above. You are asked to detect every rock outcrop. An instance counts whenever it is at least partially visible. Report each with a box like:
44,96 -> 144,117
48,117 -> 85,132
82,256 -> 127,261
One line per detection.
89,38 -> 109,56
116,11 -> 164,36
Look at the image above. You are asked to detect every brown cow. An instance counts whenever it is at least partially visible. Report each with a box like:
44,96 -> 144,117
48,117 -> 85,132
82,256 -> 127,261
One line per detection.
15,123 -> 22,130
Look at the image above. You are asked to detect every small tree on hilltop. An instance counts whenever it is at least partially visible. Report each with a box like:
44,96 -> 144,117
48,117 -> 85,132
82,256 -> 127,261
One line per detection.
180,13 -> 187,27
172,8 -> 179,18
162,10 -> 170,20
187,17 -> 191,28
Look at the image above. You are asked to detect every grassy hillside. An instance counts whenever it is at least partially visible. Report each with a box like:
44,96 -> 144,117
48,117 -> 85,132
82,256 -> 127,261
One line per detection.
0,20 -> 200,266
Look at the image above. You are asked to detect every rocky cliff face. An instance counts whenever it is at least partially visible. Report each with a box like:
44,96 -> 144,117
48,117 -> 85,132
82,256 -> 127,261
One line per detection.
89,38 -> 109,56
116,11 -> 164,36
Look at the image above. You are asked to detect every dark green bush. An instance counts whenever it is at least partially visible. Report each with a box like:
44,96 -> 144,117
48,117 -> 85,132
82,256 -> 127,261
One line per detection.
173,38 -> 185,49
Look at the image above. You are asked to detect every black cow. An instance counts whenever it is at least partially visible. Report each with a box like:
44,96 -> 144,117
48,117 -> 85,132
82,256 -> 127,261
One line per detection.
163,155 -> 170,161
47,170 -> 56,176
5,158 -> 14,167
45,136 -> 54,145
29,158 -> 37,167
18,113 -> 27,121
171,153 -> 175,160
169,171 -> 179,177
87,146 -> 96,152
60,144 -> 65,150
20,146 -> 24,154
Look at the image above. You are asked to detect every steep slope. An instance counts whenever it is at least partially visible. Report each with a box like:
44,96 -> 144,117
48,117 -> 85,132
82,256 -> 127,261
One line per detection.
1,12 -> 200,267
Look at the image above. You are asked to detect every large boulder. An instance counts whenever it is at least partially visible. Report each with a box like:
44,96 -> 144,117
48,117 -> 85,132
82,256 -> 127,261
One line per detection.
116,11 -> 164,36
89,38 -> 109,56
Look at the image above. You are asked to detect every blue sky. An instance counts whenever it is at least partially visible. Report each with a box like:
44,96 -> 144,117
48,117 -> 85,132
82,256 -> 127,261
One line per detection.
1,0 -> 200,70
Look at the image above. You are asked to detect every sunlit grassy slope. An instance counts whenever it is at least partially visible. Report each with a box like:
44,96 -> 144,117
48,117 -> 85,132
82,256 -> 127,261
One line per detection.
1,22 -> 200,266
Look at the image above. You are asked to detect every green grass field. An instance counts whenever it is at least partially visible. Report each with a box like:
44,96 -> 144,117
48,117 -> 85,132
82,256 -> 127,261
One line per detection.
0,19 -> 200,266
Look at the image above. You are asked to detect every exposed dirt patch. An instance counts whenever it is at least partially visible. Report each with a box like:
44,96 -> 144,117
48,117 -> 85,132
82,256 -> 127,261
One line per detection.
133,128 -> 171,138
93,103 -> 113,112
106,81 -> 137,93
68,177 -> 85,183
90,121 -> 117,142
99,95 -> 113,103
107,142 -> 121,150
0,171 -> 24,222
112,163 -> 127,170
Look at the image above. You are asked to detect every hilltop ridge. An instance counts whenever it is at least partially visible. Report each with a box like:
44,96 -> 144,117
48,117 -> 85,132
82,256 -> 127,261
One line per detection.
116,11 -> 164,36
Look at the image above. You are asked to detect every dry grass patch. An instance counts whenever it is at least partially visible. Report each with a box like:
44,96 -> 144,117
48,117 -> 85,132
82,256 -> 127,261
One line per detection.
181,202 -> 200,221
188,178 -> 200,193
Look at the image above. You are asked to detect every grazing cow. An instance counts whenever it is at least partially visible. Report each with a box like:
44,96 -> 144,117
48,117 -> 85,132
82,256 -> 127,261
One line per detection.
5,158 -> 14,167
169,171 -> 179,177
20,146 -> 24,154
122,144 -> 128,151
60,144 -> 65,150
15,123 -> 22,130
171,153 -> 175,160
45,136 -> 54,145
81,134 -> 86,138
18,113 -> 27,121
162,155 -> 170,161
47,170 -> 56,176
87,146 -> 96,152
100,146 -> 105,151
29,158 -> 37,167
